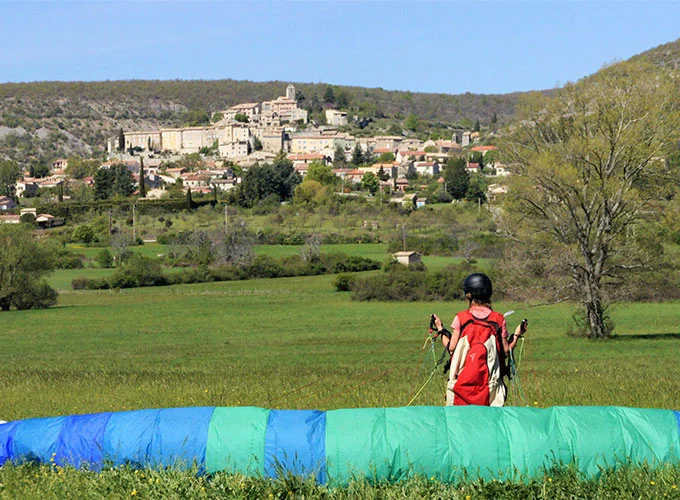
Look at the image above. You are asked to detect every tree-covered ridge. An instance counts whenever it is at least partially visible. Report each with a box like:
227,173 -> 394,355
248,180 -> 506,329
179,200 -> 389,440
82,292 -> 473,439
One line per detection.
0,79 -> 524,124
630,37 -> 680,71
0,79 -> 527,164
1,37 -> 678,166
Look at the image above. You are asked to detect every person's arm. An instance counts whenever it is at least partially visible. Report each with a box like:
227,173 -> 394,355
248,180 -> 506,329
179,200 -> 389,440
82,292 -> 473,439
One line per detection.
508,320 -> 528,351
432,314 -> 460,354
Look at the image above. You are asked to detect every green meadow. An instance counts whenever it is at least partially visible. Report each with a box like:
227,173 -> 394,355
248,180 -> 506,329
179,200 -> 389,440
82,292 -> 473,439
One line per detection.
2,271 -> 680,420
2,264 -> 680,498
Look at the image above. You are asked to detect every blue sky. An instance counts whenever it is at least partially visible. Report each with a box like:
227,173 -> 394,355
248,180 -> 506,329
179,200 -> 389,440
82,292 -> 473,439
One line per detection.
1,1 -> 679,95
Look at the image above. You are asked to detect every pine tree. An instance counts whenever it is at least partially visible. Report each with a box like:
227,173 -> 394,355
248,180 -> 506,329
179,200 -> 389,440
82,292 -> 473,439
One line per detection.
443,157 -> 469,200
139,157 -> 146,198
351,144 -> 365,166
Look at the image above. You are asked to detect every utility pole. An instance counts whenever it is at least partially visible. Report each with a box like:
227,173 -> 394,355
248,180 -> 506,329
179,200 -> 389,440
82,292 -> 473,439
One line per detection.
132,203 -> 136,242
402,224 -> 407,251
224,202 -> 228,233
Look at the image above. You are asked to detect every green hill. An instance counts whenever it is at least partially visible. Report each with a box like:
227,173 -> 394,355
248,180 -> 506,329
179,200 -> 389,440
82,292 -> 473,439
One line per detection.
630,37 -> 680,71
1,37 -> 679,166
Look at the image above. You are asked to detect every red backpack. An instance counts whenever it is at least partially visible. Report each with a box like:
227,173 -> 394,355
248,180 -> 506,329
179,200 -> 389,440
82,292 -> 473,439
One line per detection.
451,310 -> 506,406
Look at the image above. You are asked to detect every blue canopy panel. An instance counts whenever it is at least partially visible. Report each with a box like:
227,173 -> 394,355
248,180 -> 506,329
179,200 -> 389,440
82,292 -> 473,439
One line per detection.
264,409 -> 326,483
0,407 -> 214,470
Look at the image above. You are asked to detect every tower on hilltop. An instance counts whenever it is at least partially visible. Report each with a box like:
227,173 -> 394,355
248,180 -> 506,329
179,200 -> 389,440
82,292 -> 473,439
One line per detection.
286,84 -> 296,100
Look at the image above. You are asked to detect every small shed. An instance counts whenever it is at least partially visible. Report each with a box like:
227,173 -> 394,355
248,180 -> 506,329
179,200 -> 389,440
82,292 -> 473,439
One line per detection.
392,251 -> 422,266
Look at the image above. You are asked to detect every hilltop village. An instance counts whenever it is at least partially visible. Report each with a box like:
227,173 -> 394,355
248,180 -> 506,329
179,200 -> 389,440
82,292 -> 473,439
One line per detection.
1,84 -> 506,217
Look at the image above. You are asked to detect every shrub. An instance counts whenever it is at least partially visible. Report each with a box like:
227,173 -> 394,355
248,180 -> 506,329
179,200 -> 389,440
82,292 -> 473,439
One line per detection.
86,278 -> 110,290
326,254 -> 382,273
71,278 -> 90,290
424,264 -> 474,301
211,265 -> 247,282
71,224 -> 97,244
333,273 -> 356,292
167,265 -> 215,285
11,280 -> 58,310
42,241 -> 85,269
351,262 -> 476,301
386,234 -> 458,256
96,249 -> 114,268
109,255 -> 166,288
247,255 -> 284,279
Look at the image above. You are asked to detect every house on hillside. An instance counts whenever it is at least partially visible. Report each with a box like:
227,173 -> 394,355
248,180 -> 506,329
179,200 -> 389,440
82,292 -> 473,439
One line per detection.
0,215 -> 20,224
51,158 -> 68,171
325,109 -> 348,126
15,178 -> 39,198
36,213 -> 64,229
396,150 -> 426,163
412,161 -> 439,177
0,196 -> 17,210
392,251 -> 422,266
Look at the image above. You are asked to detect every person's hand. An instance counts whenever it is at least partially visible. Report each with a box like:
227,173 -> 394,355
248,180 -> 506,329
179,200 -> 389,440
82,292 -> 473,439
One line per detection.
515,319 -> 528,338
432,313 -> 443,331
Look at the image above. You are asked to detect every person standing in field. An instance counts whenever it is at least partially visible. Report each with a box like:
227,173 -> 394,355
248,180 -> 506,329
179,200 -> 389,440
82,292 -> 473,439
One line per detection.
432,273 -> 527,406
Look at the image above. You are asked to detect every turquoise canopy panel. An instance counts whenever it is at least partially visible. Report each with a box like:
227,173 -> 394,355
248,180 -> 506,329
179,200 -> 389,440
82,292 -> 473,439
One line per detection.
1,406 -> 679,486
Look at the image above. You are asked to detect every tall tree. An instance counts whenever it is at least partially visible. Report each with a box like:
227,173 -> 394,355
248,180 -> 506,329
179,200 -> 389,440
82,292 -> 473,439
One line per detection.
113,164 -> 135,197
333,144 -> 347,168
93,164 -> 135,200
29,160 -> 50,178
118,128 -> 125,152
237,157 -> 300,208
93,168 -> 113,200
465,173 -> 487,203
404,114 -> 420,132
502,61 -> 680,337
139,157 -> 147,198
0,225 -> 57,311
0,160 -> 20,199
323,85 -> 335,105
361,172 -> 379,195
468,151 -> 484,168
443,157 -> 469,200
306,161 -> 336,186
351,144 -> 365,166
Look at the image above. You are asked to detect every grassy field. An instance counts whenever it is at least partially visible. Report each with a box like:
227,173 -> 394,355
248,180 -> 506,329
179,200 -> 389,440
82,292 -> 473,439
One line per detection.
2,272 -> 680,497
3,273 -> 680,419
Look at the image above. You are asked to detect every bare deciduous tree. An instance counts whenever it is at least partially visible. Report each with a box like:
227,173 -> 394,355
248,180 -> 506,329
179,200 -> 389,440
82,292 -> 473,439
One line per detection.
502,61 -> 680,337
213,220 -> 254,267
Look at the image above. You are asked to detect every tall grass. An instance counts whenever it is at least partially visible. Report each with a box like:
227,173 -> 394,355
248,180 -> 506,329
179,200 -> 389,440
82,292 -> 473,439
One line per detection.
0,461 -> 678,499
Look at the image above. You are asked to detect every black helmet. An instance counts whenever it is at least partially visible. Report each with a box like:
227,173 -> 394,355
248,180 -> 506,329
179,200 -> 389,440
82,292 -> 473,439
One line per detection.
463,273 -> 492,300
